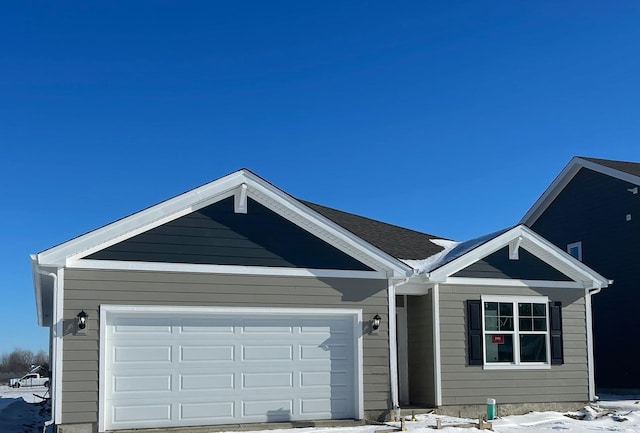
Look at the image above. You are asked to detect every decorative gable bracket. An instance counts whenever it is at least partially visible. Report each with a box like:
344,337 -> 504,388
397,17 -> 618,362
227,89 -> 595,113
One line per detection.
234,183 -> 248,214
509,236 -> 523,260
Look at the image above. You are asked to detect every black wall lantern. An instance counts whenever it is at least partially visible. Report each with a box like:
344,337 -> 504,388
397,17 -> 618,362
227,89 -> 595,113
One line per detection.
77,310 -> 88,330
372,314 -> 382,331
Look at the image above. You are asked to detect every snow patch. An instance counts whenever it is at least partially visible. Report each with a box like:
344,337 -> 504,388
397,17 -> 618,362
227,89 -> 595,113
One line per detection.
401,238 -> 461,273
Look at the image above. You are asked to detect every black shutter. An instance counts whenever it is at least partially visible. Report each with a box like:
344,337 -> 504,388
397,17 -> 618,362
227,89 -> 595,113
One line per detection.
549,301 -> 564,365
467,300 -> 483,365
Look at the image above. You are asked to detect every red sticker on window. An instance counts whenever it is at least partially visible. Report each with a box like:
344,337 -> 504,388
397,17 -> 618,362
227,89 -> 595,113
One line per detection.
492,335 -> 505,344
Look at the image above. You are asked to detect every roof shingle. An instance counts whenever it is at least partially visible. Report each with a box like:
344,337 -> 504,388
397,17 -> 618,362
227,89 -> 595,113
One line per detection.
300,200 -> 447,260
580,156 -> 640,177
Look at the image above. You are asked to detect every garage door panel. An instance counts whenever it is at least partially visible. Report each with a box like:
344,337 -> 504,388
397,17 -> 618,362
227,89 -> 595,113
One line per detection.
242,344 -> 293,361
300,397 -> 349,417
104,311 -> 359,430
242,372 -> 293,389
180,373 -> 235,391
243,400 -> 293,419
180,345 -> 235,362
113,345 -> 172,363
112,317 -> 173,334
113,374 -> 172,393
112,403 -> 171,424
301,344 -> 349,360
300,371 -> 349,387
179,401 -> 235,420
179,318 -> 235,334
242,319 -> 294,334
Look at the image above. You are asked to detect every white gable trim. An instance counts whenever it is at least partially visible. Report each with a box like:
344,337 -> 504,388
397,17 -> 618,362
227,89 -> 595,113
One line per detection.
426,225 -> 609,289
68,259 -> 388,279
443,277 -> 586,289
521,157 -> 640,225
35,169 -> 412,278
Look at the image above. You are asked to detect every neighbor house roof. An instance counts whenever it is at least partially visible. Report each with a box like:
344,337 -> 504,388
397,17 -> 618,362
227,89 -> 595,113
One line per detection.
580,157 -> 640,177
521,156 -> 640,226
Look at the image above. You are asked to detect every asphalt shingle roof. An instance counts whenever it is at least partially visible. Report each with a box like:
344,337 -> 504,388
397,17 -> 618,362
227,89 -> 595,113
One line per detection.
300,200 -> 447,260
581,156 -> 640,178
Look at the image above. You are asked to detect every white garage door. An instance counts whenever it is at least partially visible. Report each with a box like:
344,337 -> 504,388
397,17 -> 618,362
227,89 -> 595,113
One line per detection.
101,307 -> 361,431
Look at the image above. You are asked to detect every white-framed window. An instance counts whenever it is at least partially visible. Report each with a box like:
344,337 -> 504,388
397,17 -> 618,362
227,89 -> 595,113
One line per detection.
567,241 -> 582,261
481,295 -> 551,369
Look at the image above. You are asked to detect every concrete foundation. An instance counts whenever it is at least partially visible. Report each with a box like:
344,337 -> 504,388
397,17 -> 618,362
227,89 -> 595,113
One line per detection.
435,401 -> 588,419
56,423 -> 94,433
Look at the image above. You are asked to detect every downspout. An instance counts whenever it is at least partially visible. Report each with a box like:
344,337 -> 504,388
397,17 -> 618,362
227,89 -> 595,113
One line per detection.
388,276 -> 411,413
34,266 -> 58,433
585,280 -> 611,401
432,283 -> 442,406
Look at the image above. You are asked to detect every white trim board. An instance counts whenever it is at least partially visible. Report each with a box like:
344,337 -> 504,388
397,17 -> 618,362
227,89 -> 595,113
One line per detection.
68,259 -> 388,279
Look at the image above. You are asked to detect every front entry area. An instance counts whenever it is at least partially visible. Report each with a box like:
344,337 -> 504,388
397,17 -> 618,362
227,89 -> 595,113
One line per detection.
396,294 -> 437,407
100,306 -> 362,431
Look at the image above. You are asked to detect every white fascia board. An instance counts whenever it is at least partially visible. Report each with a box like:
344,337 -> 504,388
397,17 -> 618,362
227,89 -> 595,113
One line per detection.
427,225 -> 609,289
68,259 -> 388,280
432,283 -> 442,406
30,255 -> 44,327
443,277 -> 585,288
37,171 -> 247,267
521,157 -> 640,226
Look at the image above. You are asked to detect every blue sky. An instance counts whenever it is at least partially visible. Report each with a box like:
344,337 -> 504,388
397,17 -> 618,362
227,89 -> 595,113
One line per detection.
1,2 -> 639,354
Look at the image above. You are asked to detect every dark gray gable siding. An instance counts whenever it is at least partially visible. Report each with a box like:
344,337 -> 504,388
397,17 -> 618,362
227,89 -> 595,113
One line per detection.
452,246 -> 572,281
531,167 -> 640,390
86,197 -> 373,270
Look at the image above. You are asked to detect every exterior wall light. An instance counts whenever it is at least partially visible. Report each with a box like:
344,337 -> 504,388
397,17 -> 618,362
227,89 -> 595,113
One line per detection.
372,314 -> 382,331
77,310 -> 88,330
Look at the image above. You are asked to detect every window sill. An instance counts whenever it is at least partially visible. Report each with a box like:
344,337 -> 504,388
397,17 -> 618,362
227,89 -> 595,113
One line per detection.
483,363 -> 551,370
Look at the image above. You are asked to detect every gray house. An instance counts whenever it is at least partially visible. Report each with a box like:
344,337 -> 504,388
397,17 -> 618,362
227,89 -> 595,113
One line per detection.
32,169 -> 609,433
521,156 -> 640,392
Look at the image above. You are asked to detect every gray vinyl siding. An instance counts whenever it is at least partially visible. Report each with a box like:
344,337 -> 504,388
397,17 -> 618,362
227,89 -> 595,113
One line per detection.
453,247 -> 571,281
61,269 -> 390,425
531,168 -> 640,389
439,284 -> 589,406
86,197 -> 372,271
407,293 -> 436,406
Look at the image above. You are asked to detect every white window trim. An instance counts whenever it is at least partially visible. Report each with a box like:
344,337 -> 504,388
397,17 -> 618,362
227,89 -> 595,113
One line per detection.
567,241 -> 583,261
481,295 -> 551,370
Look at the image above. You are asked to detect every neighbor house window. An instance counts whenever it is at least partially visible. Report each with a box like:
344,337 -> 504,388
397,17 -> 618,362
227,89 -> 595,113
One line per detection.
481,296 -> 550,369
567,241 -> 582,261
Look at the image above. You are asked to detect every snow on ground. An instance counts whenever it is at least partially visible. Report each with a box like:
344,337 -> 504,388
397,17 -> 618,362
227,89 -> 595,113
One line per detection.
0,385 -> 51,433
1,385 -> 638,433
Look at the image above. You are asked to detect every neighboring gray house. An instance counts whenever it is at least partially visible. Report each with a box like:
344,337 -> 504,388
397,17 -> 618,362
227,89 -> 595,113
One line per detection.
521,156 -> 640,392
32,169 -> 609,433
